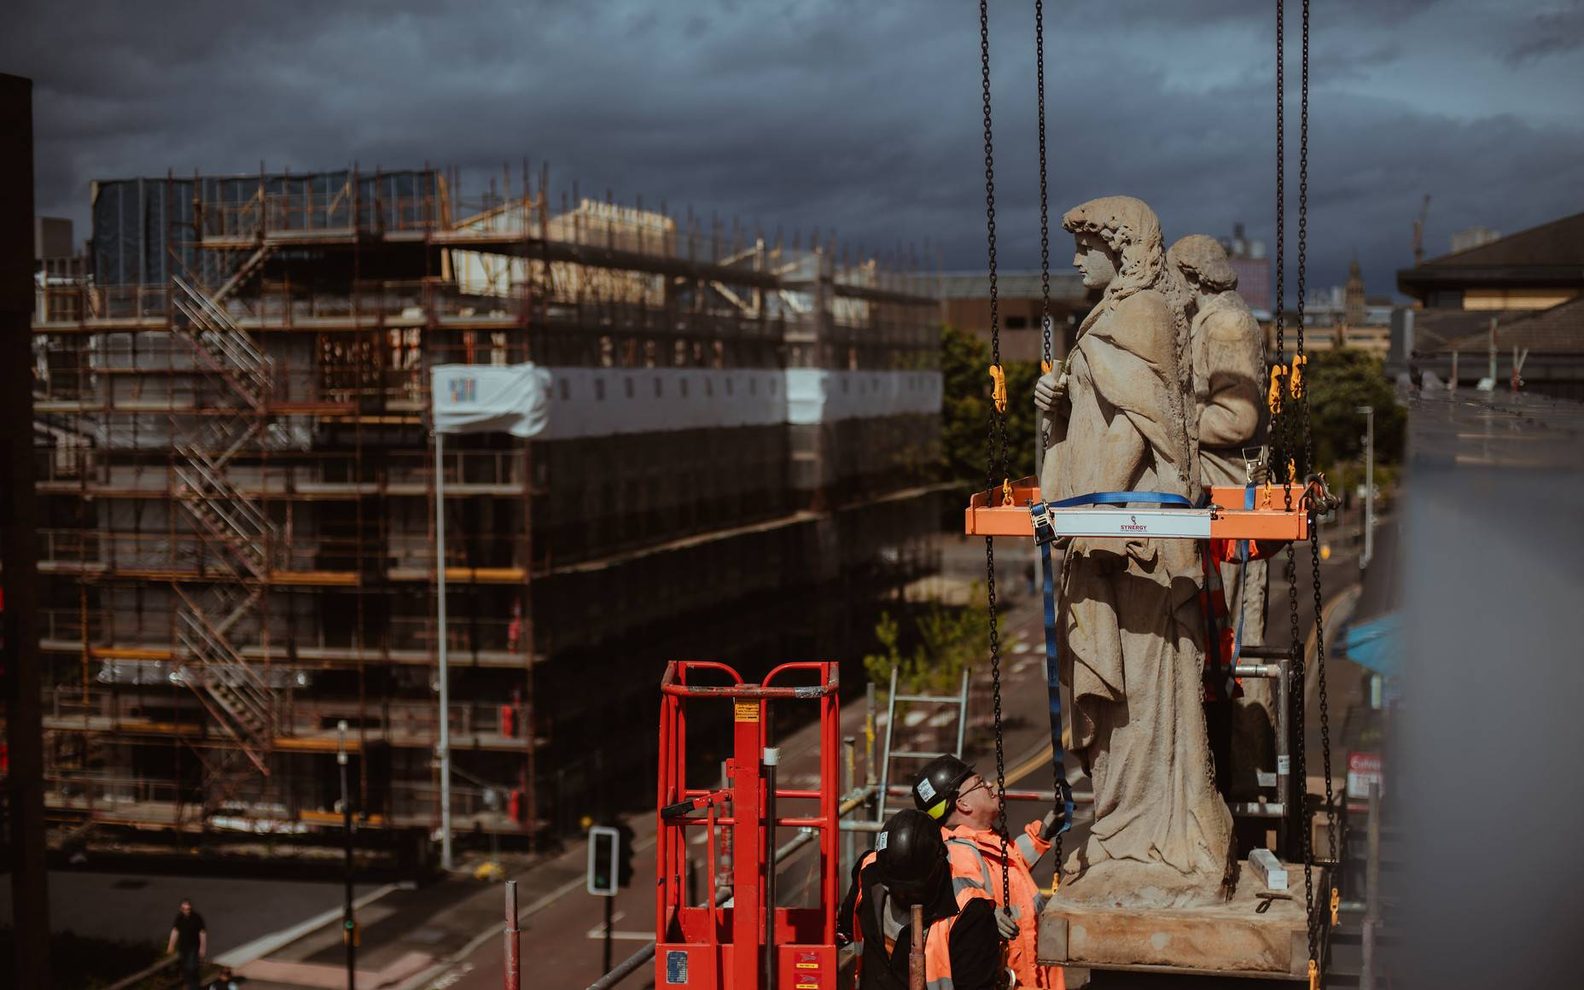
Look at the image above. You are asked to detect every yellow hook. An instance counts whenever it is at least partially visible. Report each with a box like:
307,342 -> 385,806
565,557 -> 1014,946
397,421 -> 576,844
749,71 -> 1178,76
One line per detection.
989,363 -> 1008,414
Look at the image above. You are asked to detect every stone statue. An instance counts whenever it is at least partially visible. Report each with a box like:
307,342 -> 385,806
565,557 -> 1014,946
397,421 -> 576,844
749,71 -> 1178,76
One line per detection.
1167,233 -> 1266,492
1168,234 -> 1273,803
1034,197 -> 1234,907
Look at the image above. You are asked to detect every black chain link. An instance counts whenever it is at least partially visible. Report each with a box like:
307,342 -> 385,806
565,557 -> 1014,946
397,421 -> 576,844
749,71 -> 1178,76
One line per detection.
1273,0 -> 1316,972
978,0 -> 1012,915
1036,0 -> 1053,380
1033,0 -> 1063,880
1271,0 -> 1288,486
1295,0 -> 1339,962
1275,0 -> 1330,971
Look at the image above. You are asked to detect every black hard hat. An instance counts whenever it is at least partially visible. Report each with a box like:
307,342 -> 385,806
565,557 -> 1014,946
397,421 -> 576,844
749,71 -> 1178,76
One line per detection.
912,754 -> 974,820
876,809 -> 948,907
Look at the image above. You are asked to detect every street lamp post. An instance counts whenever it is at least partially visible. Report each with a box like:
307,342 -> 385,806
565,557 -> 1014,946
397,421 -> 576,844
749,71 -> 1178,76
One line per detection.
337,719 -> 357,989
1356,405 -> 1375,570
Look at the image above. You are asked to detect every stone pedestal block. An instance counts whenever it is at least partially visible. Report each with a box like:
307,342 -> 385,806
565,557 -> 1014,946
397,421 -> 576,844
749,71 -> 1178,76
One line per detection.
1038,862 -> 1327,980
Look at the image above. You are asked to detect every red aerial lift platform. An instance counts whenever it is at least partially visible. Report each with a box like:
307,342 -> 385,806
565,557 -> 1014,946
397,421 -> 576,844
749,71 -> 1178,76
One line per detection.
655,661 -> 842,990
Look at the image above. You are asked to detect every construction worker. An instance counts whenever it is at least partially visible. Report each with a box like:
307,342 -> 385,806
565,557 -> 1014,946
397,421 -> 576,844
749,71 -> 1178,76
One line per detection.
839,809 -> 1004,990
914,754 -> 1066,990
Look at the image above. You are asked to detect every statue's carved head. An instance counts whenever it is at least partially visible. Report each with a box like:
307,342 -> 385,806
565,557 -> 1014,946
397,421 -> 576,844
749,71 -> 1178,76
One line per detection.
1061,196 -> 1165,301
1167,234 -> 1239,294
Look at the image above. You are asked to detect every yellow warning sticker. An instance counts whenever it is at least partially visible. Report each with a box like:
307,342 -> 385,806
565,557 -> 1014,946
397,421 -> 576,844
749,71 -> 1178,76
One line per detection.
734,701 -> 760,722
796,963 -> 821,970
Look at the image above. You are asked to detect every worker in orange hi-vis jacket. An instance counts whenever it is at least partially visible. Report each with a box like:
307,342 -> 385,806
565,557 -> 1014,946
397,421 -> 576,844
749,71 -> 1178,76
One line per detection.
837,809 -> 1004,990
913,754 -> 1067,990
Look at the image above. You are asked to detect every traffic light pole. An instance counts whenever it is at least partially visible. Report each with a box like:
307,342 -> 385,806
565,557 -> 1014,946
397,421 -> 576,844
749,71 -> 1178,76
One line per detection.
338,720 -> 356,989
504,880 -> 521,990
587,824 -> 621,977
602,894 -> 614,974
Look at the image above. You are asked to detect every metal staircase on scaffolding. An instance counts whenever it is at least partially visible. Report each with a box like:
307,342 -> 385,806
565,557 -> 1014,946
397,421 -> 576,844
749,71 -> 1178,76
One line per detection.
169,273 -> 281,779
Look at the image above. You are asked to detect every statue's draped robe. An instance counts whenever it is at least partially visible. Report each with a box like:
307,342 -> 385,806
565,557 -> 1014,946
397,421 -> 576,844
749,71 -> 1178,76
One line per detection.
1041,289 -> 1233,902
1192,293 -> 1273,800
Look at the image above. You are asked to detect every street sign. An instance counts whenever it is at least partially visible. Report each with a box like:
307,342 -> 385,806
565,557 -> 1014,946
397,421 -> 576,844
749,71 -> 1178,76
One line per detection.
587,825 -> 620,896
1346,751 -> 1383,802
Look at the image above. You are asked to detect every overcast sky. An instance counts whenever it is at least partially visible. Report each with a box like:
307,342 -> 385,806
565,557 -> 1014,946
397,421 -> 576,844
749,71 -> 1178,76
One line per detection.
7,0 -> 1582,299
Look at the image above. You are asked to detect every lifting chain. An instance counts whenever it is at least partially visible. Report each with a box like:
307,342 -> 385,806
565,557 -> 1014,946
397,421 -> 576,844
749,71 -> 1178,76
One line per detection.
1295,0 -> 1341,940
978,0 -> 1013,914
1036,0 -> 1054,386
1033,0 -> 1063,879
1273,0 -> 1332,974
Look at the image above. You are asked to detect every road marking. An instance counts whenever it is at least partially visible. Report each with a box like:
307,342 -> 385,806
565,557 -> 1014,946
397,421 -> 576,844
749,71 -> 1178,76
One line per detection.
585,928 -> 653,941
215,882 -> 400,968
425,962 -> 472,989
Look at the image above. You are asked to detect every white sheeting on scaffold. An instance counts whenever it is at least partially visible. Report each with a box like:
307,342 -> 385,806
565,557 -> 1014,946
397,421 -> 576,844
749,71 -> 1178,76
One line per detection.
535,367 -> 942,440
428,364 -> 942,440
431,363 -> 553,437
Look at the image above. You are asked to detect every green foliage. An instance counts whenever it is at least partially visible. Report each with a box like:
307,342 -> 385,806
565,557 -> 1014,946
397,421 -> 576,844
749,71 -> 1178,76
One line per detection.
863,589 -> 990,697
1302,350 -> 1406,472
940,324 -> 1040,489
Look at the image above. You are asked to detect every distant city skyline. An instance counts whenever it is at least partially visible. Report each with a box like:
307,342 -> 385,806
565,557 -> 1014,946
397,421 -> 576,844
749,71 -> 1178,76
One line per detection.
7,0 -> 1582,300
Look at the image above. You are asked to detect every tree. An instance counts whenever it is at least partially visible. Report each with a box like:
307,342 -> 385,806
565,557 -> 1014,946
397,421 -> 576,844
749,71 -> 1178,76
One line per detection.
1300,350 -> 1405,472
940,324 -> 1041,489
863,589 -> 990,696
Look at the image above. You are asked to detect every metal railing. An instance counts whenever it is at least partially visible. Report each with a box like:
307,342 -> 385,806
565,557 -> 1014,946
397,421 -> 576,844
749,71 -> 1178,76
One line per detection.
172,275 -> 273,405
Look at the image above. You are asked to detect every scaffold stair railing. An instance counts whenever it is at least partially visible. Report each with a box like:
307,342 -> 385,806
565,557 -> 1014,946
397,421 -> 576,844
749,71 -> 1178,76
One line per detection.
173,442 -> 279,578
211,243 -> 277,304
181,584 -> 263,641
173,584 -> 275,773
167,271 -> 280,780
171,274 -> 273,409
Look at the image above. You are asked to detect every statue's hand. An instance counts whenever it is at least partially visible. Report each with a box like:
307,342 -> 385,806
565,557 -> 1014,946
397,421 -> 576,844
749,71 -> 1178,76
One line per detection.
1033,370 -> 1068,414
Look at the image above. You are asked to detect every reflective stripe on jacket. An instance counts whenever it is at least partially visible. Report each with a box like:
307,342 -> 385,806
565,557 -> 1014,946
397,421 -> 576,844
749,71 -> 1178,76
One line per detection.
847,851 -> 999,990
942,820 -> 1066,990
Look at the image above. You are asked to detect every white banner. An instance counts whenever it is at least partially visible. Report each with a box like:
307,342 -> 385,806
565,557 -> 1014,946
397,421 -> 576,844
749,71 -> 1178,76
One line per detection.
431,363 -> 552,437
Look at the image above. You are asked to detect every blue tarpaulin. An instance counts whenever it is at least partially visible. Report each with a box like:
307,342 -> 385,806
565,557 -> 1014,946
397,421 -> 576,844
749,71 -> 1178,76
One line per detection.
1342,611 -> 1401,677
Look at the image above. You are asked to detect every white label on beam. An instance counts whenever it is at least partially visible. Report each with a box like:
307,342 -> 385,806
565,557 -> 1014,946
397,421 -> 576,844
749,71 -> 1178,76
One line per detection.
1050,508 -> 1212,539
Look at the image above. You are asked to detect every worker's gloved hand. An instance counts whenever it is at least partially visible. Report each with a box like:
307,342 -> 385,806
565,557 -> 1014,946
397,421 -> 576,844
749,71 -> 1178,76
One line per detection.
1039,808 -> 1067,840
1033,370 -> 1068,414
995,905 -> 1020,940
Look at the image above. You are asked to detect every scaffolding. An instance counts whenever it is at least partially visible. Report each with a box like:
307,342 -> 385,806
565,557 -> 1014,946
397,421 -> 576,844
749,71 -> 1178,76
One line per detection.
28,163 -> 944,852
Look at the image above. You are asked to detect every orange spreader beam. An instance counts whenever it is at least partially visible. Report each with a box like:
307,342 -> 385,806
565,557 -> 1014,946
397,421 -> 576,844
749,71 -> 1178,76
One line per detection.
964,478 -> 1310,542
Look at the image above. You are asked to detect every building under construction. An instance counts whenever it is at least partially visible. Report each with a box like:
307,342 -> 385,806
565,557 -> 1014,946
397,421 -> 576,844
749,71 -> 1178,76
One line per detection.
27,165 -> 944,858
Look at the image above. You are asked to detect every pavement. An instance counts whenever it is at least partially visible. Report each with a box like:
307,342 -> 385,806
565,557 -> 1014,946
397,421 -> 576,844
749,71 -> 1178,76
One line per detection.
174,524 -> 1371,990
0,868 -> 381,961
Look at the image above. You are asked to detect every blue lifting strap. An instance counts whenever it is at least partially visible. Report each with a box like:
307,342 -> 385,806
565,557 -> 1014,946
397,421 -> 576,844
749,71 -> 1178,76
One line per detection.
1033,508 -> 1074,835
1047,490 -> 1193,509
1030,488 -> 1194,833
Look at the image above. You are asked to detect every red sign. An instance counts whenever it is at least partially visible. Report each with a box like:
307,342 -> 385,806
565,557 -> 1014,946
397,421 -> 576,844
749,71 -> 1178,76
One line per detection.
1346,751 -> 1383,801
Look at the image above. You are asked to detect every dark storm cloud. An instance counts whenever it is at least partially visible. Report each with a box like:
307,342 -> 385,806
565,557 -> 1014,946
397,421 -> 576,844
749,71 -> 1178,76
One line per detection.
5,0 -> 1581,300
1506,3 -> 1584,64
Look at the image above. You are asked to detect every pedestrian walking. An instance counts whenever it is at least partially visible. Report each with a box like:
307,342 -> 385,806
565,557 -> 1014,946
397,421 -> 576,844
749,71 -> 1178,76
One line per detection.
166,898 -> 208,990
